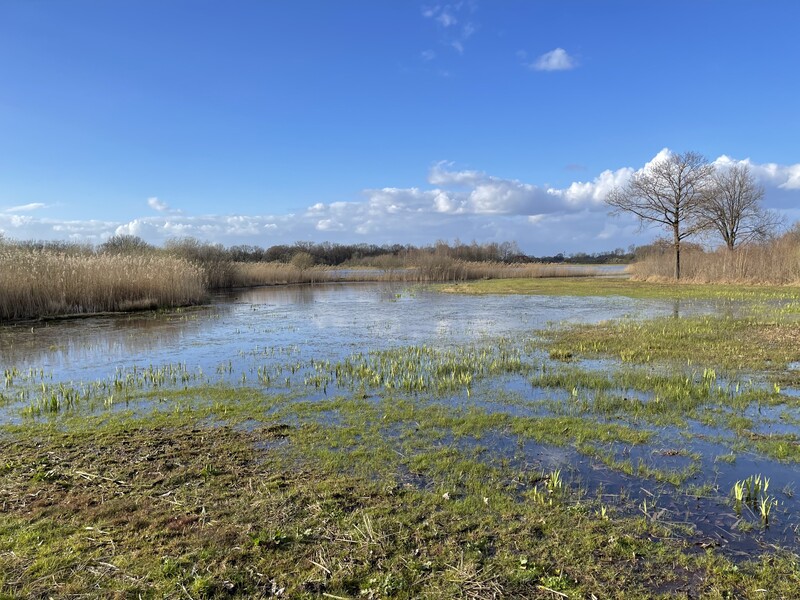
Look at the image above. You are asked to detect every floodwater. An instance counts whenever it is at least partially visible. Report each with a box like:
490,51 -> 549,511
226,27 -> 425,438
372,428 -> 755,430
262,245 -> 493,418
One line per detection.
0,282 -> 724,382
2,281 -> 799,554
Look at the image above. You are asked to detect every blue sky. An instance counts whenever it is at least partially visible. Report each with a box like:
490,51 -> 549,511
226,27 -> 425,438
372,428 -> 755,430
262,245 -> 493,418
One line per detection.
1,0 -> 799,254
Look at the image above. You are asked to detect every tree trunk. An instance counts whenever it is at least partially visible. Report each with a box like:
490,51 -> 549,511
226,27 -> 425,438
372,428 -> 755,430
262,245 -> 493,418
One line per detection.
673,224 -> 681,280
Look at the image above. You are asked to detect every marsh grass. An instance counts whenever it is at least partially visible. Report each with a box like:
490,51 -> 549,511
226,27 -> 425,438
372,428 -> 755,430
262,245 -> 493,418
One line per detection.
6,283 -> 800,595
544,312 -> 800,374
372,259 -> 597,283
3,402 -> 800,598
0,247 -> 205,321
230,261 -> 334,286
440,275 -> 800,302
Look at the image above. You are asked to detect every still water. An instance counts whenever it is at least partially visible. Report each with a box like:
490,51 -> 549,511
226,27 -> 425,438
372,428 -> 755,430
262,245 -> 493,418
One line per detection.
1,282 -> 722,382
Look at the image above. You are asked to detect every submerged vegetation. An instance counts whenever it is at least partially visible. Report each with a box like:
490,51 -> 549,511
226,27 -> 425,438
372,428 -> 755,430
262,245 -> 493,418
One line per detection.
3,279 -> 800,596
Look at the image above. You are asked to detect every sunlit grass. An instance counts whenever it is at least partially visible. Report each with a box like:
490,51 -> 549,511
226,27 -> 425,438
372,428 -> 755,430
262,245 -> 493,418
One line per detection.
439,276 -> 800,301
544,312 -> 800,374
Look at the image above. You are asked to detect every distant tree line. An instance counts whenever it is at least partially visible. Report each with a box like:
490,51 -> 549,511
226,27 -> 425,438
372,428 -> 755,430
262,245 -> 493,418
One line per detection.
530,248 -> 635,264
1,233 -> 637,267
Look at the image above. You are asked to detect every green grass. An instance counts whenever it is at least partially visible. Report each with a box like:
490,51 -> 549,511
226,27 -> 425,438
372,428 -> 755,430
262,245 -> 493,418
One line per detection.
3,407 -> 800,598
439,276 -> 800,301
543,313 -> 800,375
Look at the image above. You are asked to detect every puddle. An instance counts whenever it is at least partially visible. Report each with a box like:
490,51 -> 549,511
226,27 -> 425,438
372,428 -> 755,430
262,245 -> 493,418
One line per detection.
452,430 -> 800,557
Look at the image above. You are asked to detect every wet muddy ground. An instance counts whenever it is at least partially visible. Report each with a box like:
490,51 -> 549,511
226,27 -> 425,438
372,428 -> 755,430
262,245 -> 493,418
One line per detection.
3,281 -> 800,597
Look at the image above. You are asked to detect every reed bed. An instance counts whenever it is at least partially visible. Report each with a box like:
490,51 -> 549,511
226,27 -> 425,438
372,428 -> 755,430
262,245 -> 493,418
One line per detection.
226,259 -> 595,287
629,241 -> 800,284
0,248 -> 205,321
337,259 -> 597,283
0,238 -> 601,321
229,261 -> 334,286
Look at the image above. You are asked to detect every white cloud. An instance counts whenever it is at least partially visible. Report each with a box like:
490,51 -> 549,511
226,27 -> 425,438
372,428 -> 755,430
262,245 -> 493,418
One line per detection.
147,197 -> 169,211
532,48 -> 577,72
528,214 -> 546,225
316,219 -> 345,232
713,154 -> 800,190
428,161 -> 483,186
783,166 -> 800,190
421,5 -> 438,18
421,49 -> 436,61
556,167 -> 634,206
3,202 -> 47,213
437,10 -> 457,27
2,150 -> 798,255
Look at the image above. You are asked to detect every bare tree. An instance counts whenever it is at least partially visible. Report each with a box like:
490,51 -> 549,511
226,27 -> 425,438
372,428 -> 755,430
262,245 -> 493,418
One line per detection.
700,163 -> 781,250
606,151 -> 714,280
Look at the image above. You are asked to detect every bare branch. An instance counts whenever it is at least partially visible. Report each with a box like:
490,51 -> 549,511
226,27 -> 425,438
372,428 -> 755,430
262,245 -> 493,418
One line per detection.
604,151 -> 714,279
698,164 -> 780,249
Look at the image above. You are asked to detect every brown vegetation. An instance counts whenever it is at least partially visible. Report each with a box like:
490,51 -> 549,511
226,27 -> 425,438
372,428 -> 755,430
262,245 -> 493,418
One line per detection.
0,235 -> 596,321
0,246 -> 206,321
629,229 -> 800,284
230,262 -> 333,286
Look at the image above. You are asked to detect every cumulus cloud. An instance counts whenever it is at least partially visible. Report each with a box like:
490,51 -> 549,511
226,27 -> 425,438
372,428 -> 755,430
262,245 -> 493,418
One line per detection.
0,214 -> 119,243
113,214 -> 294,242
2,150 -> 798,255
428,161 -> 483,186
556,167 -> 634,206
713,155 -> 800,190
147,196 -> 185,215
426,161 -> 630,215
531,48 -> 577,71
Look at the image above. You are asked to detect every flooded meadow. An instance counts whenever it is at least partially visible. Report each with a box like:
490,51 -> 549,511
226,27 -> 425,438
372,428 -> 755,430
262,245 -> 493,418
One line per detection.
3,280 -> 800,597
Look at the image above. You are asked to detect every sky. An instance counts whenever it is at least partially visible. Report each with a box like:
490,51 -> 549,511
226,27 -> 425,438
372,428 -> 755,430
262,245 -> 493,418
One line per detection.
1,0 -> 799,255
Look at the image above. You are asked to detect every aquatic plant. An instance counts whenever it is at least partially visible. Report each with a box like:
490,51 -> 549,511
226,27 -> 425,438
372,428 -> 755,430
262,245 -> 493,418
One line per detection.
732,474 -> 775,526
759,495 -> 777,526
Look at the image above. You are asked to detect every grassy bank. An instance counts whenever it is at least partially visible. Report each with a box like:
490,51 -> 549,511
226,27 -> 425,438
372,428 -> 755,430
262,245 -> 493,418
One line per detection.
3,388 -> 800,599
439,275 -> 800,301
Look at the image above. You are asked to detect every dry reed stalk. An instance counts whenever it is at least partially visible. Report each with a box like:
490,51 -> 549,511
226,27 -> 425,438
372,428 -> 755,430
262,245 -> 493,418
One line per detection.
230,262 -> 335,286
629,241 -> 800,284
0,248 -> 205,321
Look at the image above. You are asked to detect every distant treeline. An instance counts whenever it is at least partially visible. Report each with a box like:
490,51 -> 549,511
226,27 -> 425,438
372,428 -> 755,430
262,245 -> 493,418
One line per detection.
97,237 -> 530,265
532,248 -> 635,265
91,235 -> 635,265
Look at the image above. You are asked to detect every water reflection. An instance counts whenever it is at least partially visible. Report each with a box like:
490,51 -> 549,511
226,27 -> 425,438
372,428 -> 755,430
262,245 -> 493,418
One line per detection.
0,282 -> 741,382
